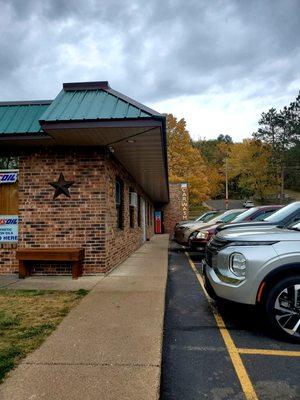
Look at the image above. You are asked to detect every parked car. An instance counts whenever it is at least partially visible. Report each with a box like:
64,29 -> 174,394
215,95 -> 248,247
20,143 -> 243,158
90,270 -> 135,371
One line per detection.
175,209 -> 244,246
217,201 -> 300,233
175,210 -> 220,229
243,200 -> 254,208
203,221 -> 300,343
189,205 -> 282,251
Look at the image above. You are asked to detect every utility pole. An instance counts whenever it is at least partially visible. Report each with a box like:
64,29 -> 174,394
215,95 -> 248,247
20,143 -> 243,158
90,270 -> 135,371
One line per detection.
225,157 -> 229,210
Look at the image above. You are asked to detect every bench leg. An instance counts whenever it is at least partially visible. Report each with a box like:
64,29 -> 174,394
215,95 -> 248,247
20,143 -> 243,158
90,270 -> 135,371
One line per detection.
72,261 -> 82,280
19,260 -> 27,279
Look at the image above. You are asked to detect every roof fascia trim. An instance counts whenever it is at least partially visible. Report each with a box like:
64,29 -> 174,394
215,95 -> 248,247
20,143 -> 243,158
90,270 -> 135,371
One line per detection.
0,134 -> 53,141
63,81 -> 110,91
0,100 -> 52,106
40,118 -> 162,130
105,87 -> 161,117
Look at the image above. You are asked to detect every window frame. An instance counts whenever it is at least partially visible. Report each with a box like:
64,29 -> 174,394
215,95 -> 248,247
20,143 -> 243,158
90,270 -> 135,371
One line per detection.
137,195 -> 141,227
129,187 -> 135,229
115,178 -> 124,230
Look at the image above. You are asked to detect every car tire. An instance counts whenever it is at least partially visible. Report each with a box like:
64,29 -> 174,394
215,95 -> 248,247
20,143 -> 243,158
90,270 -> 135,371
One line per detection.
264,275 -> 300,343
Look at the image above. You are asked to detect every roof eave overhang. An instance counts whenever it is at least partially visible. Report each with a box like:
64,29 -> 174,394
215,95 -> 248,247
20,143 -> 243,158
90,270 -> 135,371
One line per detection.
0,116 -> 169,204
39,117 -> 162,131
0,133 -> 51,141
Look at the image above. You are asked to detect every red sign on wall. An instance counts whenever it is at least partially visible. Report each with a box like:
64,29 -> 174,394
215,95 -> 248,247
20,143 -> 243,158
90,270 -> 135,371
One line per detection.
155,211 -> 162,234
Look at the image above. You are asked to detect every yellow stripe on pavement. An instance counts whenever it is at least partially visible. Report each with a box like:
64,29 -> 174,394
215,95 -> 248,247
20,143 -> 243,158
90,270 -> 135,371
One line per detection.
238,348 -> 300,357
185,252 -> 259,400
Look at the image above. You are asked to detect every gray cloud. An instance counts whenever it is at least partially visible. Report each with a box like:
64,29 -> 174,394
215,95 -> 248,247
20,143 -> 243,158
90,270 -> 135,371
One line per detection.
0,0 -> 299,107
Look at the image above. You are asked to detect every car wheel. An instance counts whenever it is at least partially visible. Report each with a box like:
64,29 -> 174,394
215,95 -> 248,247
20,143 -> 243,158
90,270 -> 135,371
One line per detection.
264,275 -> 300,343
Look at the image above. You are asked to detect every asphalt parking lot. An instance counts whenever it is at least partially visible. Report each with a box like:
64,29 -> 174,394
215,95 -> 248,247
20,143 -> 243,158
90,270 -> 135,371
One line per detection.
160,242 -> 300,400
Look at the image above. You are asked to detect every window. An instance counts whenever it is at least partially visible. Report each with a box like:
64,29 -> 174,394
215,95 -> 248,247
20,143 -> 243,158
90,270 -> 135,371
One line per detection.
115,178 -> 123,229
129,188 -> 135,228
231,208 -> 258,223
265,203 -> 299,223
253,210 -> 275,221
137,195 -> 141,227
146,201 -> 149,226
146,203 -> 153,226
222,211 -> 242,223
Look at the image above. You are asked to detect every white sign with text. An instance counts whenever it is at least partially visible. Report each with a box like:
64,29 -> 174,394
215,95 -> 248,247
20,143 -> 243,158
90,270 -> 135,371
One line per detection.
0,216 -> 18,243
0,170 -> 18,184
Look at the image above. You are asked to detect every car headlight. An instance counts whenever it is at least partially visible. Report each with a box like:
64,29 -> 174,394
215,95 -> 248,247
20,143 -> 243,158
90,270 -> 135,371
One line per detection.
196,230 -> 209,239
189,231 -> 197,239
229,253 -> 247,278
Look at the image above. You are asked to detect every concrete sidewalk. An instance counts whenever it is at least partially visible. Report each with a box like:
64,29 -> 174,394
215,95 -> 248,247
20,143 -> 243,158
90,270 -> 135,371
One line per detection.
0,235 -> 169,400
0,275 -> 104,291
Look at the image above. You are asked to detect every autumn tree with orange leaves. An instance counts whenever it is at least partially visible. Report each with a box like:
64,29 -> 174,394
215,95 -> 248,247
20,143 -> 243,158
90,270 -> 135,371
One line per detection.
167,114 -> 210,205
227,139 -> 277,201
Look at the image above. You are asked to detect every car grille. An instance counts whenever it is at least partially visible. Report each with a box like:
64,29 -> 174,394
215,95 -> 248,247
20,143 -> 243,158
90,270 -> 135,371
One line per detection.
206,237 -> 230,266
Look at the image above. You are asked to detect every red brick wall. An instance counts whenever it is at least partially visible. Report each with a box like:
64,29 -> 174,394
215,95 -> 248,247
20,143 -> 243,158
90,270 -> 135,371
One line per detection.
163,182 -> 189,234
105,155 -> 154,271
0,148 -> 154,275
0,244 -> 18,274
106,155 -> 154,269
17,148 -> 107,274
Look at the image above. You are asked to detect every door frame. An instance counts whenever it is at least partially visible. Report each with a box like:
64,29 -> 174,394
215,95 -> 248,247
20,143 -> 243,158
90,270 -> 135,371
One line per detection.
141,198 -> 146,242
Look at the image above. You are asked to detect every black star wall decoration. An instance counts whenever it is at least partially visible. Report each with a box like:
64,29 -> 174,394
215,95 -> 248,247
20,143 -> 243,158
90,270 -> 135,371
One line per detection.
49,173 -> 75,199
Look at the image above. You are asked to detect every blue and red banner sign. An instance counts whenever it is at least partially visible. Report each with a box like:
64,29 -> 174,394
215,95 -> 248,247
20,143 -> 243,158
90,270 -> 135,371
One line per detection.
155,211 -> 162,234
0,170 -> 18,184
0,216 -> 18,243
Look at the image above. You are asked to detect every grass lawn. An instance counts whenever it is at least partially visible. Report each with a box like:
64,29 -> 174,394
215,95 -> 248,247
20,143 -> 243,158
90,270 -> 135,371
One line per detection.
0,288 -> 88,383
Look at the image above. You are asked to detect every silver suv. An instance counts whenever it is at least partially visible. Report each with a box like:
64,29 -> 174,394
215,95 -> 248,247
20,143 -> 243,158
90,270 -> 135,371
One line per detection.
203,222 -> 300,343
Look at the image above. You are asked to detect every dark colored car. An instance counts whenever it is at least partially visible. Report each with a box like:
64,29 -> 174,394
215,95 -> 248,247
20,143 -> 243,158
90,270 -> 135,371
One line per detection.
189,205 -> 282,251
216,201 -> 300,233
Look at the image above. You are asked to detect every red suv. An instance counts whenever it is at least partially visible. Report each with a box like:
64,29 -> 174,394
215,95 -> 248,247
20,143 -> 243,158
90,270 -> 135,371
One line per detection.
189,205 -> 282,252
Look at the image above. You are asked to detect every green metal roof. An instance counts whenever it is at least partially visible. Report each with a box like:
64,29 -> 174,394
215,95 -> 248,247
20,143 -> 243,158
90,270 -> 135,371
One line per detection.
40,81 -> 159,123
0,101 -> 51,135
0,82 -> 163,136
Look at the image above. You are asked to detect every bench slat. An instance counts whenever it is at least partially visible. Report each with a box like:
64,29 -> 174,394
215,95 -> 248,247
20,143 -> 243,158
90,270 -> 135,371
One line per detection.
16,248 -> 85,279
16,249 -> 85,261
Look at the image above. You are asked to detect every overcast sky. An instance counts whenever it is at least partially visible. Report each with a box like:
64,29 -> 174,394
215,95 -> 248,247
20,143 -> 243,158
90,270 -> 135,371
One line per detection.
0,0 -> 299,141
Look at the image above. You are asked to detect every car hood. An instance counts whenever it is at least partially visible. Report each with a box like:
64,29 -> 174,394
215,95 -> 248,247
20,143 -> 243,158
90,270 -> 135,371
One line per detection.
198,223 -> 221,233
180,220 -> 218,230
217,226 -> 300,242
217,221 -> 274,232
176,220 -> 194,227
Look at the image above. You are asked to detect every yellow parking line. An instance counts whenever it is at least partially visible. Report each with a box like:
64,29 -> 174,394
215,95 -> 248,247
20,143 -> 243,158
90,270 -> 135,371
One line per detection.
238,348 -> 300,357
185,253 -> 258,400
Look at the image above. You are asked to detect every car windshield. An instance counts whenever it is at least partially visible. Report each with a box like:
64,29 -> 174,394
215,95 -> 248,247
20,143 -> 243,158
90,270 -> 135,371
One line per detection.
231,207 -> 258,222
208,210 -> 243,224
264,202 -> 300,223
287,221 -> 300,231
196,212 -> 219,222
222,211 -> 244,223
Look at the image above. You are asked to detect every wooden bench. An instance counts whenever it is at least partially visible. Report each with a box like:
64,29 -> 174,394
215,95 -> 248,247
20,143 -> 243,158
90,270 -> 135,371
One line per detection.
16,248 -> 85,279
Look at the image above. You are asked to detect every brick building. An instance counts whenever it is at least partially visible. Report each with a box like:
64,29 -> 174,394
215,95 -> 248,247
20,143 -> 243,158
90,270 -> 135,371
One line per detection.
0,81 -> 188,276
